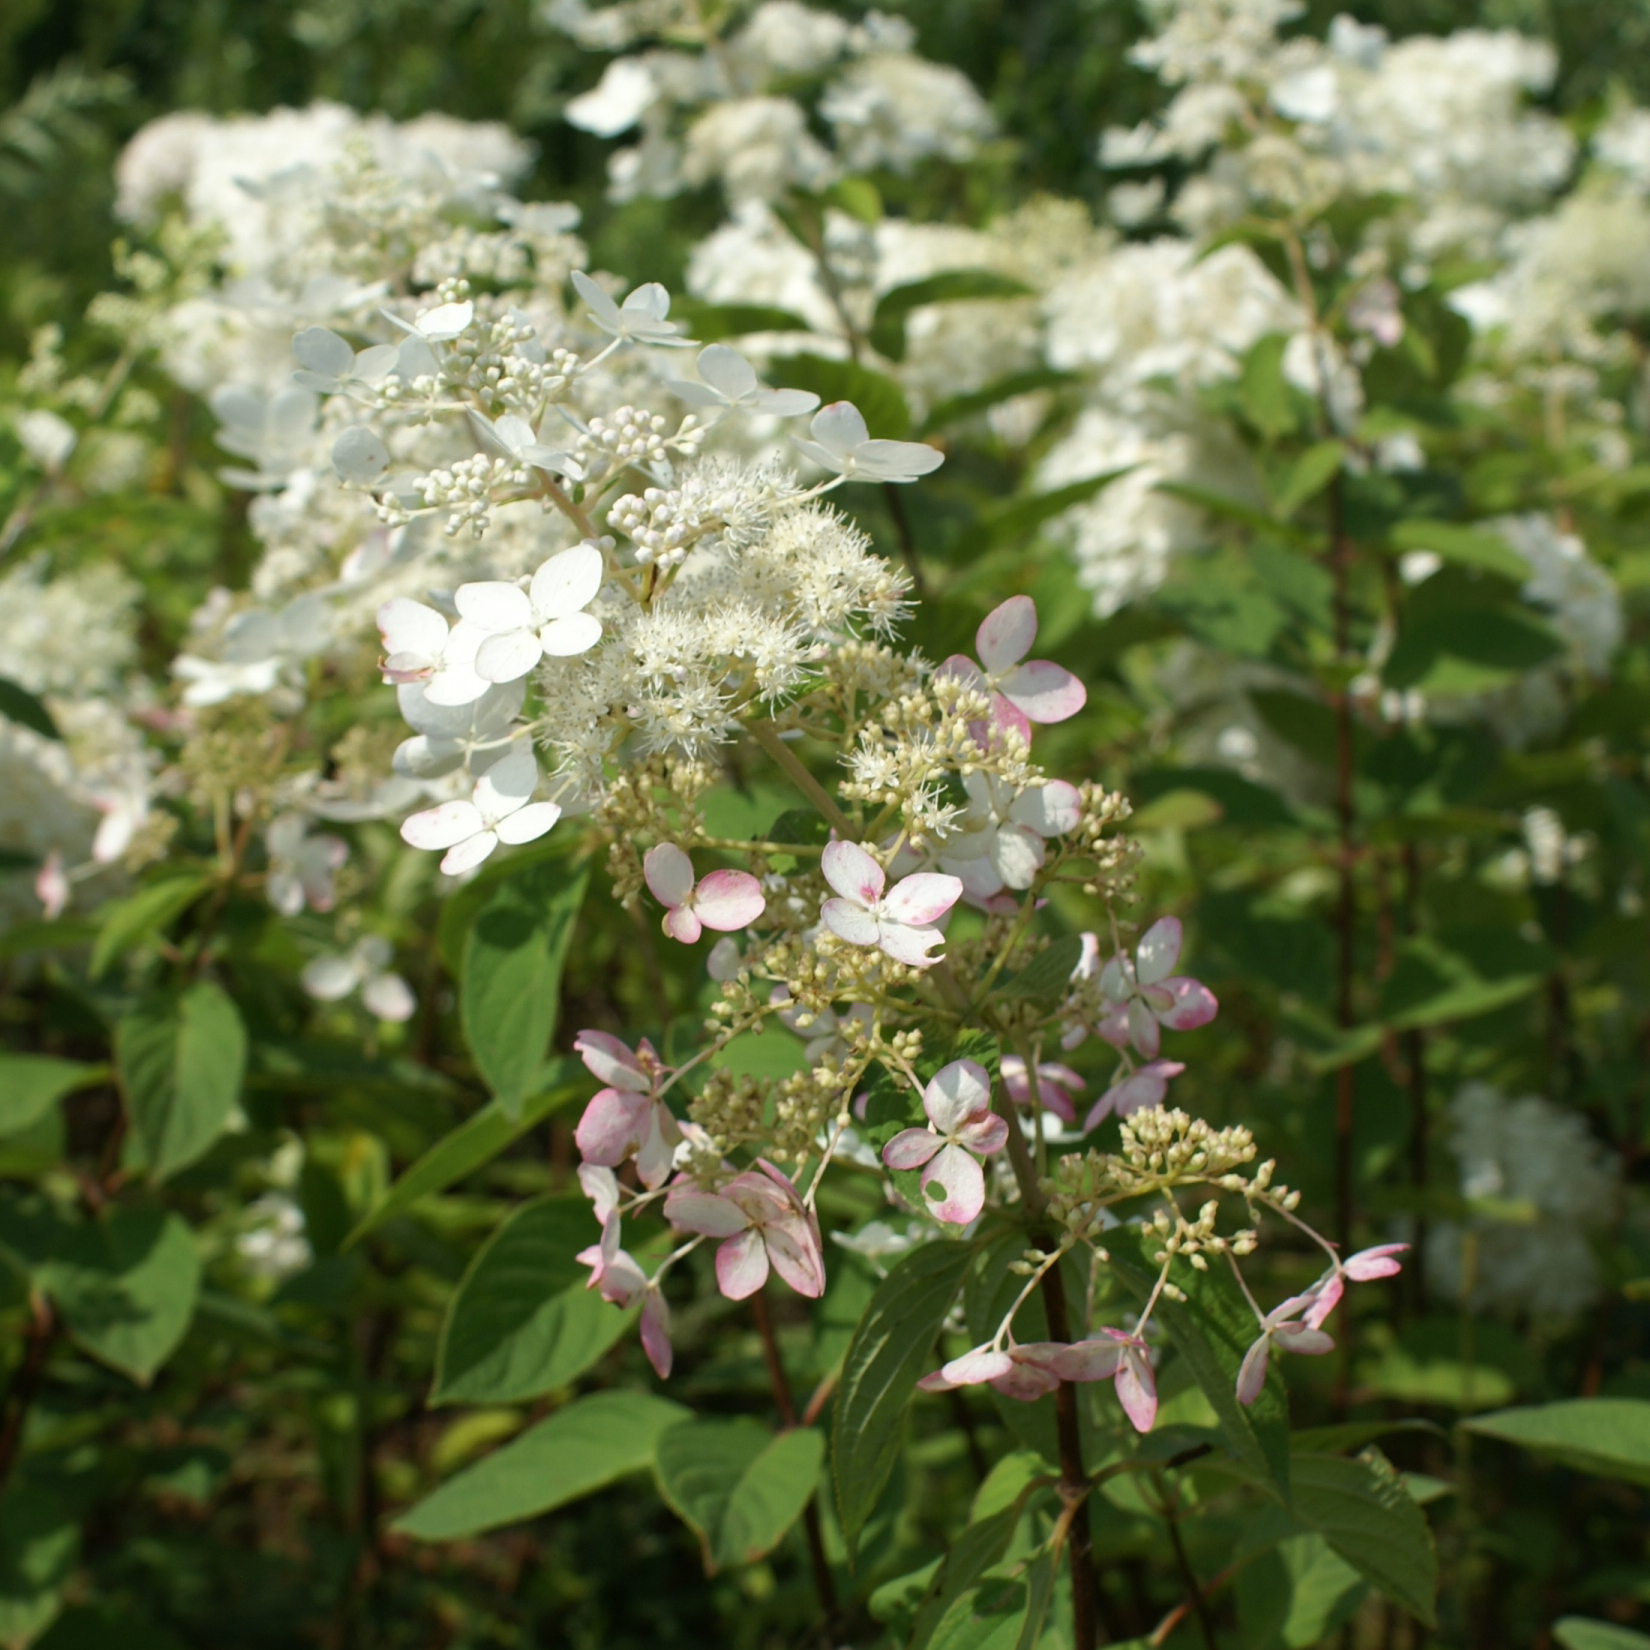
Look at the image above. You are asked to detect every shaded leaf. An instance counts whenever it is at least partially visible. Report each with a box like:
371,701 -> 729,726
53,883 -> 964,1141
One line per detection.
90,873 -> 212,980
1463,1399 -> 1650,1486
0,677 -> 60,740
0,1056 -> 105,1134
870,271 -> 1034,362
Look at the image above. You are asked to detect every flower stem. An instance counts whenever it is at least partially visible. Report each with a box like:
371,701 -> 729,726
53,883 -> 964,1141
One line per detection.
748,719 -> 854,838
750,1288 -> 838,1622
1039,1255 -> 1102,1650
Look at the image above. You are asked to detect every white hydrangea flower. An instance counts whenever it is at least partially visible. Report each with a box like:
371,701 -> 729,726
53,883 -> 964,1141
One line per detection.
393,679 -> 524,780
456,543 -> 606,683
791,402 -> 944,484
666,346 -> 819,418
301,935 -> 416,1022
571,271 -> 693,347
376,598 -> 490,707
399,746 -> 562,874
265,814 -> 348,916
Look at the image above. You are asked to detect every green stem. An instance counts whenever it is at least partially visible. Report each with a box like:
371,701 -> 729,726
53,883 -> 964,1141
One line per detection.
748,720 -> 854,838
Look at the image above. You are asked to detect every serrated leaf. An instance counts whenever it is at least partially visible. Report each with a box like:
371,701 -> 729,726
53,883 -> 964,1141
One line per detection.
997,934 -> 1084,1007
41,1208 -> 200,1385
654,1419 -> 823,1572
116,981 -> 246,1181
461,858 -> 587,1114
346,1067 -> 581,1246
869,271 -> 1034,362
392,1390 -> 688,1540
1290,1453 -> 1437,1625
432,1194 -> 632,1405
89,873 -> 212,980
1463,1399 -> 1650,1486
833,1238 -> 976,1558
0,677 -> 60,740
0,1056 -> 106,1134
1109,1227 -> 1291,1499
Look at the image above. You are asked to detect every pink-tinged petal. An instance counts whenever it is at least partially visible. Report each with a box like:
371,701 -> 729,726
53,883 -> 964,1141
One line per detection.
1097,1003 -> 1132,1051
644,841 -> 696,908
635,1100 -> 683,1190
919,1142 -> 986,1225
1049,1338 -> 1128,1383
765,1210 -> 827,1299
401,800 -> 483,851
1011,779 -> 1082,837
1127,999 -> 1162,1059
662,905 -> 703,943
883,1128 -> 942,1171
884,872 -> 964,926
955,1112 -> 1009,1156
936,653 -> 987,691
1135,917 -> 1183,986
693,869 -> 766,931
1115,1347 -> 1158,1433
715,1228 -> 771,1299
574,1087 -> 648,1166
1103,1058 -> 1186,1121
577,1163 -> 621,1225
377,598 -> 448,656
917,1367 -> 960,1393
946,854 -> 1004,902
1158,977 -> 1219,1030
1303,1273 -> 1343,1331
574,1030 -> 650,1091
1273,1326 -> 1335,1356
878,922 -> 948,968
976,595 -> 1038,673
381,652 -> 434,684
1082,1093 -> 1117,1133
494,802 -> 562,844
999,660 -> 1086,724
529,542 -> 604,619
664,1185 -> 750,1238
940,1348 -> 1014,1387
989,692 -> 1033,746
999,1056 -> 1031,1105
440,832 -> 499,876
821,838 -> 885,905
992,1361 -> 1060,1401
990,824 -> 1046,890
475,627 -> 544,684
640,1290 -> 673,1378
596,1248 -> 647,1308
822,897 -> 881,947
1098,954 -> 1134,1001
455,580 -> 533,633
1235,1334 -> 1271,1406
923,1059 -> 993,1134
1344,1244 -> 1408,1281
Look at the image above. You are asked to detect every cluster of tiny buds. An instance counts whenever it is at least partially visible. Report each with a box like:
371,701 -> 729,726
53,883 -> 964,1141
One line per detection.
417,453 -> 526,536
575,406 -> 676,481
610,484 -> 718,569
1007,1246 -> 1053,1277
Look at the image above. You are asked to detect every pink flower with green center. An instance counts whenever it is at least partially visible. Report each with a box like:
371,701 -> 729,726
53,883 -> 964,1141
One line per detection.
664,1160 -> 826,1301
937,595 -> 1087,744
917,1328 -> 1158,1431
643,842 -> 765,943
1098,916 -> 1218,1059
881,1058 -> 1009,1224
820,839 -> 961,968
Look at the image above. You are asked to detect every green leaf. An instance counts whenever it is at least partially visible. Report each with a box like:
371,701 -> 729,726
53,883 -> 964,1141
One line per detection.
953,469 -> 1134,560
1389,519 -> 1528,581
768,354 -> 912,439
928,1575 -> 1038,1650
920,368 -> 1077,436
1274,440 -> 1344,519
0,1485 -> 79,1646
1462,1399 -> 1650,1486
654,1419 -> 824,1572
869,271 -> 1034,362
996,934 -> 1085,1007
1239,333 -> 1298,438
1290,1453 -> 1437,1625
1013,1549 -> 1055,1650
0,677 -> 61,740
116,981 -> 246,1181
461,858 -> 587,1113
41,1208 -> 200,1384
833,1238 -> 976,1558
0,1056 -> 106,1134
1554,1619 -> 1650,1650
392,1390 -> 688,1540
671,301 -> 819,341
1236,1533 -> 1365,1650
89,872 -> 212,980
432,1194 -> 632,1405
345,1068 -> 581,1246
1131,766 -> 1296,829
1109,1227 -> 1291,1499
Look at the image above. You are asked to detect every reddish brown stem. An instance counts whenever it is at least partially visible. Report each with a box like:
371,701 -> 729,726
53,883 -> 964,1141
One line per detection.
750,1289 -> 838,1622
0,1295 -> 56,1493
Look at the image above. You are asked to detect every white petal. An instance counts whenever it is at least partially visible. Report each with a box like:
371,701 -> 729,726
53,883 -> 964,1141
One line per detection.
821,898 -> 880,947
1135,917 -> 1183,986
644,843 -> 696,908
377,598 -> 449,657
529,543 -> 605,619
494,802 -> 562,844
293,327 -> 354,379
571,269 -> 622,329
852,438 -> 945,482
302,955 -> 361,1001
622,282 -> 671,321
976,595 -> 1037,672
752,387 -> 820,417
455,581 -> 533,633
821,839 -> 885,905
809,400 -> 869,459
440,831 -> 499,875
401,801 -> 483,851
417,301 -> 474,341
990,824 -> 1045,890
696,344 -> 759,401
537,612 -> 603,657
475,747 -> 539,817
1011,779 -> 1081,836
476,628 -> 544,683
364,972 -> 417,1021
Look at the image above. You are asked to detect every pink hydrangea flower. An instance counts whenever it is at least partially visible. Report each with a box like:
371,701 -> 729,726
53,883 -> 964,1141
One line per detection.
572,1030 -> 682,1189
1236,1292 -> 1336,1406
937,772 -> 1082,899
578,1239 -> 673,1378
881,1058 -> 1009,1224
917,1329 -> 1157,1431
643,843 -> 765,943
1000,1055 -> 1086,1123
1083,1059 -> 1185,1130
35,851 -> 68,921
664,1160 -> 826,1301
1098,916 -> 1218,1059
938,595 -> 1087,744
1302,1243 -> 1410,1324
820,839 -> 961,969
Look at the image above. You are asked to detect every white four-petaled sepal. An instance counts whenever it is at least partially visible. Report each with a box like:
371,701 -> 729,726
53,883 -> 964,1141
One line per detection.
456,543 -> 606,684
665,345 -> 820,417
398,747 -> 560,874
791,401 -> 944,484
820,839 -> 960,967
571,270 -> 693,347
